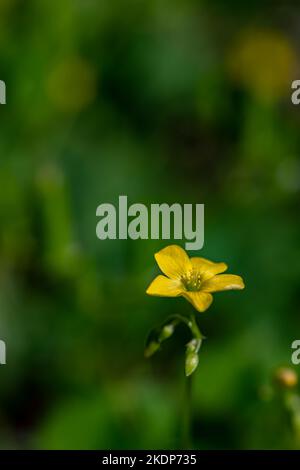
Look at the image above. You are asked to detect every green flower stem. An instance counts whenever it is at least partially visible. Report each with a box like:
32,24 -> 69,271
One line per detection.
188,313 -> 204,341
183,373 -> 192,449
284,391 -> 300,446
182,312 -> 204,449
144,311 -> 205,449
172,313 -> 205,341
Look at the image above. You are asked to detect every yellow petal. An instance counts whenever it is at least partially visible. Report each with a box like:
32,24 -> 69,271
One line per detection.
191,257 -> 227,281
154,245 -> 192,280
201,274 -> 245,293
146,275 -> 184,297
183,291 -> 213,313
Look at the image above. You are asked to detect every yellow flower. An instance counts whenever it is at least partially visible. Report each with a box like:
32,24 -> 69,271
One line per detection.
146,245 -> 245,313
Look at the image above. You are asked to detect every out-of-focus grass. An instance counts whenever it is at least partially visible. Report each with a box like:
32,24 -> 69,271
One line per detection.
0,0 -> 300,449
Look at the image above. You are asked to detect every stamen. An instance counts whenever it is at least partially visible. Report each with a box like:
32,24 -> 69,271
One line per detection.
182,269 -> 202,292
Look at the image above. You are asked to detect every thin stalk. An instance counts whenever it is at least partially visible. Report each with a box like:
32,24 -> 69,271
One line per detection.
183,373 -> 193,449
188,313 -> 204,341
182,313 -> 203,449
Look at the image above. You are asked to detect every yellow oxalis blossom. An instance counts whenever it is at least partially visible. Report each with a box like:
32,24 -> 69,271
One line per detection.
146,245 -> 245,313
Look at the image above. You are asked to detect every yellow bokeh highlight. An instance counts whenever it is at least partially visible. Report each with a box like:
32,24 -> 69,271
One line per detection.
46,57 -> 97,113
229,29 -> 297,102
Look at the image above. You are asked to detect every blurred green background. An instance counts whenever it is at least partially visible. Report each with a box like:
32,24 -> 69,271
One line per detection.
1,0 -> 300,450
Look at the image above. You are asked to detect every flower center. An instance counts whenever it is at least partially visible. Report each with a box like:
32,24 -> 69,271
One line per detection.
182,270 -> 202,292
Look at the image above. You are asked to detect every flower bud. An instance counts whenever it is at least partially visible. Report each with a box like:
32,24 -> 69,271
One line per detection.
186,338 -> 202,354
185,352 -> 199,377
274,367 -> 298,389
159,323 -> 175,342
144,340 -> 160,358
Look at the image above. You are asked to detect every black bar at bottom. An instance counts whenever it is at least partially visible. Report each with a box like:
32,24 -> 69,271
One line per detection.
0,450 -> 299,466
